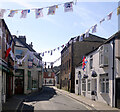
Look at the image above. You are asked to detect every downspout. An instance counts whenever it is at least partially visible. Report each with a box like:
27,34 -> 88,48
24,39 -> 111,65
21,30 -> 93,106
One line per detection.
112,38 -> 115,107
71,40 -> 74,93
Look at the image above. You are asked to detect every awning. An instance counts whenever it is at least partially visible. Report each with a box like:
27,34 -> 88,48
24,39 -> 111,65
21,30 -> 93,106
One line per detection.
92,71 -> 97,77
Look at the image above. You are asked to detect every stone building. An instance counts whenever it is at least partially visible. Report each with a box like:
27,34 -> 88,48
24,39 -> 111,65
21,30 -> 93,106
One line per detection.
13,35 -> 43,94
60,34 -> 106,93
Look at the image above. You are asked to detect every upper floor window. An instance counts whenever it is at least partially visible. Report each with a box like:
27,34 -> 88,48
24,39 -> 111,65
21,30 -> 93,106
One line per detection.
99,45 -> 109,67
15,49 -> 23,59
90,55 -> 93,69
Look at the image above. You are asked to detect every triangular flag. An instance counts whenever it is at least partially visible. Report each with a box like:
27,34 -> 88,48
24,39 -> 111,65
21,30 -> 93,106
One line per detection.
42,52 -> 44,56
117,6 -> 120,15
92,24 -> 97,33
64,2 -> 73,12
51,50 -> 53,55
8,10 -> 17,17
57,47 -> 60,50
48,5 -> 57,15
20,10 -> 30,18
107,12 -> 113,20
100,18 -> 105,24
35,8 -> 43,18
73,37 -> 77,43
61,45 -> 64,48
0,9 -> 6,19
84,29 -> 90,38
79,34 -> 83,41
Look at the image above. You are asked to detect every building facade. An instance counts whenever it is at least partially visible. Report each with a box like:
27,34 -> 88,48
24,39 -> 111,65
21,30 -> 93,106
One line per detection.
0,19 -> 15,111
75,31 -> 120,108
14,36 -> 43,94
60,34 -> 106,93
43,66 -> 55,86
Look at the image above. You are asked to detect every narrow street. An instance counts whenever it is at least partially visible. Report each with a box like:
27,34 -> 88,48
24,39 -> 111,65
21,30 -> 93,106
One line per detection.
19,86 -> 89,111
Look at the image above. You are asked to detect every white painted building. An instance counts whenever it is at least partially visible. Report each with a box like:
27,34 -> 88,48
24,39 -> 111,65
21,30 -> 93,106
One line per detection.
75,31 -> 120,108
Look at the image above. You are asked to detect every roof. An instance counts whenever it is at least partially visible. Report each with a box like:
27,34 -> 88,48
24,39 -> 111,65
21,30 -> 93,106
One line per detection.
13,35 -> 42,60
61,33 -> 106,54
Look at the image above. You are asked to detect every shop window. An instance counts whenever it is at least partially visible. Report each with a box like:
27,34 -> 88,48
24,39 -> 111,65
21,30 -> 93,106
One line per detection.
28,71 -> 32,90
82,79 -> 86,91
87,79 -> 91,91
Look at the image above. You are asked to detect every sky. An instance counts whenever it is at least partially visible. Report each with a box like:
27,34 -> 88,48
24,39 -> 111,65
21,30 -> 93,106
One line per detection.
0,0 -> 119,67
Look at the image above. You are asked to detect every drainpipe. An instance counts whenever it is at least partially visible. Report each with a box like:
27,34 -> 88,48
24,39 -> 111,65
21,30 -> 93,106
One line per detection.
112,39 -> 115,107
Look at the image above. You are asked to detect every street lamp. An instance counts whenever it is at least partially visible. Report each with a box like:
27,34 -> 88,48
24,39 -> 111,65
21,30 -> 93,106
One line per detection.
78,71 -> 81,95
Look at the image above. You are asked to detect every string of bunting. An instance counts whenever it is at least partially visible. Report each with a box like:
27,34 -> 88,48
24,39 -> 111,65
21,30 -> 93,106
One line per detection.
40,5 -> 120,57
0,1 -> 75,19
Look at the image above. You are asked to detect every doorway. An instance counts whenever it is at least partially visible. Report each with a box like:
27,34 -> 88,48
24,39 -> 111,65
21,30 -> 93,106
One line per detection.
115,78 -> 120,108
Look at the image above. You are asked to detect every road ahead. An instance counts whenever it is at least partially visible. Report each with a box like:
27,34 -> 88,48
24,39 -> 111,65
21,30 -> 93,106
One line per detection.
20,86 -> 89,111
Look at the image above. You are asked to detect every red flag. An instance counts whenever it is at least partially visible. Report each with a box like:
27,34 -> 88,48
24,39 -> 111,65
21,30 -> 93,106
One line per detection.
5,48 -> 11,59
5,38 -> 13,59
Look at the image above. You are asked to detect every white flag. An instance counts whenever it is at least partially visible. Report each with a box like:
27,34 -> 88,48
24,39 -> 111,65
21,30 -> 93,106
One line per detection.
20,10 -> 30,18
8,10 -> 17,17
84,29 -> 90,38
48,5 -> 57,15
79,34 -> 83,41
92,24 -> 97,33
35,9 -> 43,18
64,2 -> 73,12
73,37 -> 77,43
107,12 -> 113,20
0,9 -> 6,19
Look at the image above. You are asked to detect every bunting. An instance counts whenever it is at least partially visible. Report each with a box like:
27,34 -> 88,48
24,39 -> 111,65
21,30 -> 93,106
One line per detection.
8,10 -> 17,17
35,8 -> 43,18
107,12 -> 113,20
64,2 -> 73,12
21,10 -> 30,18
0,9 -> 6,19
117,6 -> 120,15
92,24 -> 97,33
48,5 -> 57,15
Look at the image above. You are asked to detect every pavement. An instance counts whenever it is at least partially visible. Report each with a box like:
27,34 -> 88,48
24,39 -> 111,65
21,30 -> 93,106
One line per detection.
2,86 -> 120,111
2,89 -> 42,112
53,86 -> 120,111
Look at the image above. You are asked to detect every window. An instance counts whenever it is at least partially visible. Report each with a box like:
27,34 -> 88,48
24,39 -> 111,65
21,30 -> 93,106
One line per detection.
99,45 -> 108,67
100,77 -> 109,93
69,59 -> 71,68
76,80 -> 78,84
87,79 -> 91,91
90,55 -> 93,69
28,71 -> 32,90
15,50 -> 23,59
82,79 -> 86,91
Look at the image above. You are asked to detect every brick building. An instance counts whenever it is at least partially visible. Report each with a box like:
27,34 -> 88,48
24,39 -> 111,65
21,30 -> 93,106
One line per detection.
60,34 -> 106,93
43,66 -> 55,86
